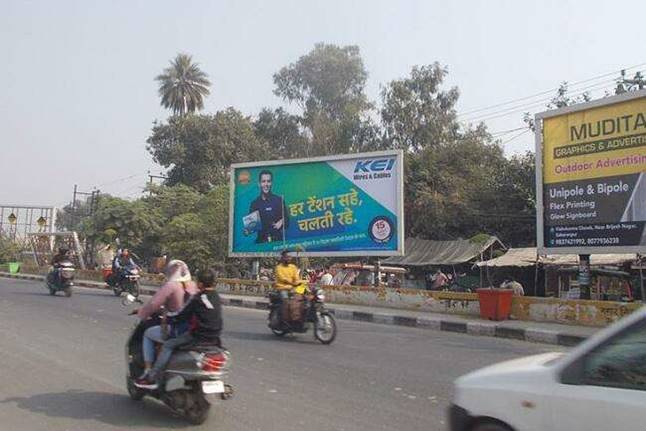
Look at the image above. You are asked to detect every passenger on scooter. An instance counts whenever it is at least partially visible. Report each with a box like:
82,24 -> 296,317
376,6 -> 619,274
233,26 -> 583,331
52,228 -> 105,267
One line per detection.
133,260 -> 198,383
135,268 -> 223,389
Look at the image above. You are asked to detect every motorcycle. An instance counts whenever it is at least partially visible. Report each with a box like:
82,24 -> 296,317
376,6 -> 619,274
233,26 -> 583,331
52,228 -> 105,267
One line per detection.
112,266 -> 141,298
123,295 -> 233,425
46,260 -> 75,297
267,284 -> 337,344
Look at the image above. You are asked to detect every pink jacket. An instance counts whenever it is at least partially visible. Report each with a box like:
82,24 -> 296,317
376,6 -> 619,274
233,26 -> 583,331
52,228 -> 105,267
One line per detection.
137,280 -> 198,320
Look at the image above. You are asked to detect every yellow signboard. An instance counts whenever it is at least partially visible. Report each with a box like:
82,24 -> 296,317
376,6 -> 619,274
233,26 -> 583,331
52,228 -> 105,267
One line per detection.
537,90 -> 646,253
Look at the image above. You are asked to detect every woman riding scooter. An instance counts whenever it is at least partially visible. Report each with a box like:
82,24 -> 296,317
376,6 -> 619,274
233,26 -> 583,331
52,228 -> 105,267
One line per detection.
132,260 -> 198,385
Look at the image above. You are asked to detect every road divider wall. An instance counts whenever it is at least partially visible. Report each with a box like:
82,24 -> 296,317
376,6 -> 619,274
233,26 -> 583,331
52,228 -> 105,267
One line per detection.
4,267 -> 641,326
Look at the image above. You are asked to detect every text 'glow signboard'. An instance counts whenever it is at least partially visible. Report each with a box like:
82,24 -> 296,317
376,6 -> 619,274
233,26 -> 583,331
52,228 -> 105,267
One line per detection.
536,89 -> 646,254
228,150 -> 404,257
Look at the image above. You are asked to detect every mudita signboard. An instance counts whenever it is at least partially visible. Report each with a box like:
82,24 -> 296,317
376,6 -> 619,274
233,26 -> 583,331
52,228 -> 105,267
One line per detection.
229,150 -> 404,257
536,89 -> 646,254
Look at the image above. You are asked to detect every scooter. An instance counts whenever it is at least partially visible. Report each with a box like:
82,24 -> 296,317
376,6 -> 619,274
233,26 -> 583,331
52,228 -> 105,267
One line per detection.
267,283 -> 337,344
46,260 -> 75,297
123,295 -> 233,424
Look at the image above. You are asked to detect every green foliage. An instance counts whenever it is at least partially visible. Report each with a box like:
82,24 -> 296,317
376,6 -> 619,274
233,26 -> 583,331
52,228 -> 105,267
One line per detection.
381,63 -> 460,152
146,109 -> 265,192
273,43 -> 374,156
0,235 -> 21,263
156,53 -> 211,116
82,196 -> 161,261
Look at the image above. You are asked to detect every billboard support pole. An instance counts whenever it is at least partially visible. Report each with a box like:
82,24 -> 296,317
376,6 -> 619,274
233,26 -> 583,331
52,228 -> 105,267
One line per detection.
578,254 -> 591,300
639,254 -> 645,303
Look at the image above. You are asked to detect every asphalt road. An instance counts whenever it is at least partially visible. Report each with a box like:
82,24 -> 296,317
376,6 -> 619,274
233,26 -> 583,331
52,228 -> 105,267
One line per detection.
0,278 -> 562,431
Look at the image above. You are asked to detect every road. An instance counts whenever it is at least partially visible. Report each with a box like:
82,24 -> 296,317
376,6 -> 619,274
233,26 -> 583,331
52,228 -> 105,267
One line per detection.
0,278 -> 562,431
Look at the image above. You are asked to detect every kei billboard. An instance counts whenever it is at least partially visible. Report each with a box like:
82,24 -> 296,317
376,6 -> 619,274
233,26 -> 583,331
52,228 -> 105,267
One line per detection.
228,150 -> 404,257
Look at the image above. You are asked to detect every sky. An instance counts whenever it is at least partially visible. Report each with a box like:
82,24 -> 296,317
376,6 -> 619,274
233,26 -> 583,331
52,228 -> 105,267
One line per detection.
1,0 -> 645,207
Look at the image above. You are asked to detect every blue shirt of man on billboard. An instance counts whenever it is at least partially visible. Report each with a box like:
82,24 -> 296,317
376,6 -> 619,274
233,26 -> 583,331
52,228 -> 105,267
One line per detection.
248,170 -> 289,243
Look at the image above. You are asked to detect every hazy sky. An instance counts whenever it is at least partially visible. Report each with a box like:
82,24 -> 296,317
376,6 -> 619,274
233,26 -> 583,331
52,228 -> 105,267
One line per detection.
2,0 -> 644,207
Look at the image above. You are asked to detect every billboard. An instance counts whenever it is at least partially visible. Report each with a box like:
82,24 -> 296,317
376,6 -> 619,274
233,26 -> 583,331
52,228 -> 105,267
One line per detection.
536,89 -> 646,254
228,150 -> 404,257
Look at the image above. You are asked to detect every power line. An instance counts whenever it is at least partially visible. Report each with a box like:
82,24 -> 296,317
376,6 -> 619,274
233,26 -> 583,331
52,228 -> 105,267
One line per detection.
499,129 -> 531,146
96,173 -> 146,188
458,61 -> 646,118
462,79 -> 616,123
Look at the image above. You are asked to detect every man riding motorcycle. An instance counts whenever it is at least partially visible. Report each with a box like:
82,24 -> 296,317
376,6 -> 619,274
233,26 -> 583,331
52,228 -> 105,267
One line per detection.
273,250 -> 307,323
47,247 -> 70,284
110,248 -> 139,287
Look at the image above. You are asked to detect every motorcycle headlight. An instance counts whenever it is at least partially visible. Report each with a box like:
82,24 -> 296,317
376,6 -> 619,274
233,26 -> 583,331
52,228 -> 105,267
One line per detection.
316,289 -> 326,301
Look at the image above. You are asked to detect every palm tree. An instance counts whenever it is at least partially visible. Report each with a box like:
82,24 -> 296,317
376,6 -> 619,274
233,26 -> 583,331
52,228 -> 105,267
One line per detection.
156,54 -> 211,116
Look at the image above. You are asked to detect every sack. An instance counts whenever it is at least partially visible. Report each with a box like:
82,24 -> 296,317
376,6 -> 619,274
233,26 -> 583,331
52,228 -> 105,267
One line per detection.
288,295 -> 305,322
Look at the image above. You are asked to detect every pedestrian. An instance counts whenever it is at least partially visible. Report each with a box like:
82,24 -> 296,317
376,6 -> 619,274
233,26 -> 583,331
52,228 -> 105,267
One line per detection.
431,269 -> 448,290
503,277 -> 525,296
319,266 -> 334,286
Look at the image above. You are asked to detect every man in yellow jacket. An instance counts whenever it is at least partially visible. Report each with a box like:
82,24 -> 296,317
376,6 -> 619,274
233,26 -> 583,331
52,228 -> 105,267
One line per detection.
274,250 -> 303,321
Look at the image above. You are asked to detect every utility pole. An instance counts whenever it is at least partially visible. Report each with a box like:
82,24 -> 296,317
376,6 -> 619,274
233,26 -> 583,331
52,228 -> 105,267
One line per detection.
147,171 -> 169,195
616,70 -> 645,94
70,185 -> 100,267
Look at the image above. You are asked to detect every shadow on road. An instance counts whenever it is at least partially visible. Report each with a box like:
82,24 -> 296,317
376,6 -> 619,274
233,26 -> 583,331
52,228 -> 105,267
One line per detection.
0,390 -> 193,428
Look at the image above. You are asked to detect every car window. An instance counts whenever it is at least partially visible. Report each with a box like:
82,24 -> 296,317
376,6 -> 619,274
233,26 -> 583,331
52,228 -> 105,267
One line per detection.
583,319 -> 646,391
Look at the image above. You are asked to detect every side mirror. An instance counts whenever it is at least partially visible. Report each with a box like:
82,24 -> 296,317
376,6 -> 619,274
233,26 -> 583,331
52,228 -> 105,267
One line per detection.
560,357 -> 585,385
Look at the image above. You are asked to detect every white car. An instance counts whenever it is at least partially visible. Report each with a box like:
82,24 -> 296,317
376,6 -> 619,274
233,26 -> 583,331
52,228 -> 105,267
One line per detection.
450,306 -> 646,431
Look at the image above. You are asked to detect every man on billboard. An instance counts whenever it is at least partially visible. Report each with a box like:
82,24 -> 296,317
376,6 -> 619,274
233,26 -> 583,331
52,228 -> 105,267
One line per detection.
247,170 -> 289,243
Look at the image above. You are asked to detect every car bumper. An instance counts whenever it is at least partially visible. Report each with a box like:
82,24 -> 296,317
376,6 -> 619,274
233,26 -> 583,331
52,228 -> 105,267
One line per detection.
448,404 -> 472,431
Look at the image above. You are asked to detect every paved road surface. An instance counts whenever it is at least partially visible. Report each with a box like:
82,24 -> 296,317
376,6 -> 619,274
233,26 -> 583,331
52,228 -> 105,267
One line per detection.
0,278 -> 562,431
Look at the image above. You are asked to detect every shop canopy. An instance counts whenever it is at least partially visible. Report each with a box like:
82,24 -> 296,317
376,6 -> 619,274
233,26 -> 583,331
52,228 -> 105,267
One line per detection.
382,236 -> 504,267
476,247 -> 639,268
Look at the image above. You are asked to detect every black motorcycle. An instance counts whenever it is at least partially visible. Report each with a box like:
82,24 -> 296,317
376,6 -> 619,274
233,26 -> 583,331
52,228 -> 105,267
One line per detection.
112,266 -> 141,297
123,295 -> 233,424
46,260 -> 75,297
267,286 -> 337,344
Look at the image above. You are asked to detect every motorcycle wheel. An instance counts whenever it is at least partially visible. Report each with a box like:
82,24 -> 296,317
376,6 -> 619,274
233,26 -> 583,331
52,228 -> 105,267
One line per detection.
269,309 -> 287,337
131,282 -> 140,298
63,287 -> 72,297
185,392 -> 210,425
113,286 -> 121,297
314,311 -> 337,345
126,376 -> 145,401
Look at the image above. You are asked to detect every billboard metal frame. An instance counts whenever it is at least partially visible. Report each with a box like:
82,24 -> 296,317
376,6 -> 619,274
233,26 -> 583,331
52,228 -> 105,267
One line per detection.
228,149 -> 405,258
535,89 -> 646,255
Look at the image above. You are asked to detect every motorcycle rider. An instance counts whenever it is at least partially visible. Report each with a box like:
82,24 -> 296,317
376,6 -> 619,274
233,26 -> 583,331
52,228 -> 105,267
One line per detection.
48,247 -> 70,284
133,260 -> 198,383
135,268 -> 223,389
111,248 -> 138,287
274,250 -> 302,321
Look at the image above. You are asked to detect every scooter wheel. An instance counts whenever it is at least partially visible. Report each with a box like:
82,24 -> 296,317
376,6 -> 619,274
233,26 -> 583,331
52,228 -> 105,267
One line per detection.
63,287 -> 72,297
126,376 -> 145,401
185,393 -> 210,425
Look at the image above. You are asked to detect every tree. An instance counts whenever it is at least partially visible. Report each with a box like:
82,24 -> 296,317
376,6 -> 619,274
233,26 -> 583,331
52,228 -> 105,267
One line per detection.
381,63 -> 460,153
146,109 -> 266,192
156,53 -> 211,116
273,43 -> 374,155
81,196 -> 161,262
254,108 -> 310,158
